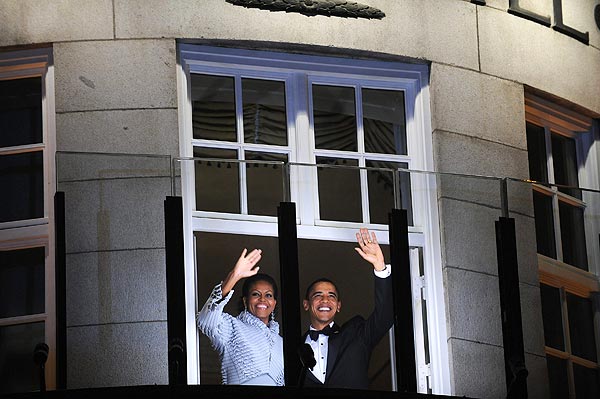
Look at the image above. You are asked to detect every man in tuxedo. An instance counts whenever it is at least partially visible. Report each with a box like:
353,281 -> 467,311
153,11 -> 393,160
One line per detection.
300,228 -> 394,389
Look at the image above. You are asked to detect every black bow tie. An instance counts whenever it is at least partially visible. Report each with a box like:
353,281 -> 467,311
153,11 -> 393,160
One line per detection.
309,324 -> 338,341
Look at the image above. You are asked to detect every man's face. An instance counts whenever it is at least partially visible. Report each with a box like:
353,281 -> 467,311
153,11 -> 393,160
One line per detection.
303,281 -> 341,330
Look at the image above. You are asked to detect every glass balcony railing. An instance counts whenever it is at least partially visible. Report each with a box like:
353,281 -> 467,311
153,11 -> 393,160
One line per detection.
55,152 -> 600,312
505,177 -> 600,274
49,151 -> 600,395
56,151 -> 173,254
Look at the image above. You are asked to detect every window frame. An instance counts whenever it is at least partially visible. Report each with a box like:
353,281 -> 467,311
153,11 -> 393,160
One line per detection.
526,93 -> 600,274
178,44 -> 450,394
189,68 -> 296,223
539,277 -> 600,397
0,47 -> 56,391
526,92 -> 600,397
306,76 -> 415,229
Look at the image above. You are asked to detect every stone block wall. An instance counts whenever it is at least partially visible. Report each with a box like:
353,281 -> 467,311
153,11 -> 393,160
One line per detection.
1,0 -> 598,396
52,38 -> 178,387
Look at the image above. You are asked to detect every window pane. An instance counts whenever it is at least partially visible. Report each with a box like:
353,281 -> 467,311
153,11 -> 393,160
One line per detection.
0,322 -> 44,394
194,147 -> 239,213
567,293 -> 597,362
298,238 -> 392,390
312,85 -> 357,151
191,74 -> 237,142
551,133 -> 581,199
540,284 -> 564,351
366,160 -> 412,225
0,247 -> 45,318
0,151 -> 44,223
573,364 -> 600,399
546,355 -> 569,399
525,122 -> 548,184
362,88 -> 406,155
194,232 -> 280,385
242,78 -> 288,146
0,77 -> 42,148
532,191 -> 556,259
245,151 -> 288,216
559,202 -> 588,271
316,157 -> 361,222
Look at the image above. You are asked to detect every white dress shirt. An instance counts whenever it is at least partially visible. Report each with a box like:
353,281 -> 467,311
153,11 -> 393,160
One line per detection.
305,323 -> 331,383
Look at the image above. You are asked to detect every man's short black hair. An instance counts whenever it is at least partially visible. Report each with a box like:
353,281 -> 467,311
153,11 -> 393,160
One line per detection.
304,277 -> 340,300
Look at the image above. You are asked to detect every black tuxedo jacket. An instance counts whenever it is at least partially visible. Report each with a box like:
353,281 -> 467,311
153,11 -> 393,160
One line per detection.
300,273 -> 394,389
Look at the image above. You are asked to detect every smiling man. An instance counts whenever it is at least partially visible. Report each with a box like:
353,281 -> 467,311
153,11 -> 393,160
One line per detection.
300,228 -> 394,389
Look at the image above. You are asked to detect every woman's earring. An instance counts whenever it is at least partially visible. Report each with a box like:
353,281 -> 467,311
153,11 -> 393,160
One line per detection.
270,311 -> 275,321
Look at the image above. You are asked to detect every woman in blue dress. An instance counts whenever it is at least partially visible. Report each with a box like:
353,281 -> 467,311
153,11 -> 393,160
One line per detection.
196,248 -> 284,386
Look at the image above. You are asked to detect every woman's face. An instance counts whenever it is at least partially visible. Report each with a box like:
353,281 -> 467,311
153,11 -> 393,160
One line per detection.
244,280 -> 276,325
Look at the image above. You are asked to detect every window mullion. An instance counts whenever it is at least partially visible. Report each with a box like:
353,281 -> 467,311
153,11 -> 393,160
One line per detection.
41,67 -> 50,223
545,127 -> 556,185
359,158 -> 369,224
545,127 -> 565,262
355,85 -> 370,224
552,194 -> 564,261
238,149 -> 248,215
42,63 -> 57,390
304,77 -> 321,225
356,85 -> 365,153
282,75 -> 298,206
410,247 -> 429,393
560,287 -> 577,396
291,73 -> 314,225
234,76 -> 249,215
560,287 -> 573,354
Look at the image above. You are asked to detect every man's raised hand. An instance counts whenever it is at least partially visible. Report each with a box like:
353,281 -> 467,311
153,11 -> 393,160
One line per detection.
354,228 -> 385,271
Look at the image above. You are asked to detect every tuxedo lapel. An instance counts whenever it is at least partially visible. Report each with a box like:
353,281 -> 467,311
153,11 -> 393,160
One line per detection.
300,330 -> 322,386
305,369 -> 322,385
301,331 -> 310,342
325,323 -> 341,381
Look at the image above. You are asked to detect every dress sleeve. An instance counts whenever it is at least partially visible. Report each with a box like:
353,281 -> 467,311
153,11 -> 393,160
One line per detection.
196,282 -> 235,352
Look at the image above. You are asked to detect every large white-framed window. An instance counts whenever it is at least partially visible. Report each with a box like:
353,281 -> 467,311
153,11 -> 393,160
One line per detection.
0,48 -> 56,394
525,92 -> 600,398
178,44 -> 449,394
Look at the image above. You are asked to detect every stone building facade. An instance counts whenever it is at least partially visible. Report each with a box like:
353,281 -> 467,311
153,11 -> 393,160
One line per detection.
1,1 -> 599,398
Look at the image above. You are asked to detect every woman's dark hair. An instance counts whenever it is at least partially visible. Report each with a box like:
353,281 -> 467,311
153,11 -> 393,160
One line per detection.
304,277 -> 340,300
237,273 -> 279,313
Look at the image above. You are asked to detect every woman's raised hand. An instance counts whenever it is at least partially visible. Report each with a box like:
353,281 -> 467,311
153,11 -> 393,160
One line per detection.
232,248 -> 262,279
222,248 -> 262,296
